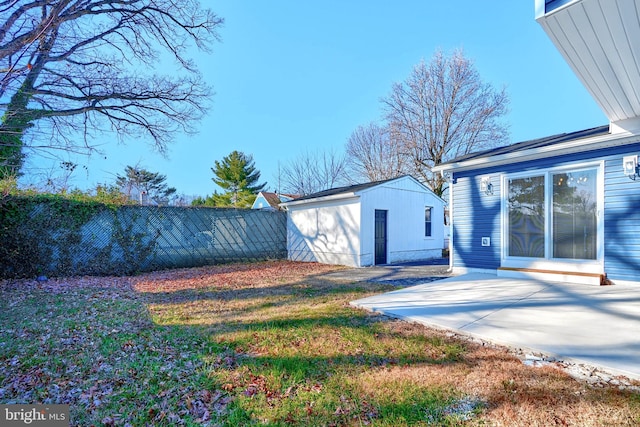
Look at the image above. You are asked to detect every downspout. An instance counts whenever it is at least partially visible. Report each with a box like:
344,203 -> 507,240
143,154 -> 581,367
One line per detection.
443,170 -> 454,273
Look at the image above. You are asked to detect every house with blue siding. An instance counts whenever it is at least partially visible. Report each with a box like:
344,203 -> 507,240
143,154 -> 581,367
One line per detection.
433,0 -> 640,286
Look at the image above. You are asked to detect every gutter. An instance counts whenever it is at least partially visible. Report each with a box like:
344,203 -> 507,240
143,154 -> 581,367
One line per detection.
433,131 -> 640,174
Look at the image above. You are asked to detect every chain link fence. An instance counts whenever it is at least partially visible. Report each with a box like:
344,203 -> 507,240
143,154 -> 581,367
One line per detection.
1,201 -> 287,279
144,206 -> 287,268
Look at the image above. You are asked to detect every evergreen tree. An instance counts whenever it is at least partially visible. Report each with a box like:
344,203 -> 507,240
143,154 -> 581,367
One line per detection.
211,151 -> 266,207
116,165 -> 176,205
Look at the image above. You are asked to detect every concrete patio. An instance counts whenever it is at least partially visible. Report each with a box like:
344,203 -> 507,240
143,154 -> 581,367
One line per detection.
350,273 -> 640,380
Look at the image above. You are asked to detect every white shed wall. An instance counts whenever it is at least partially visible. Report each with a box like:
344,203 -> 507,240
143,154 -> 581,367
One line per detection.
359,180 -> 445,266
286,198 -> 362,267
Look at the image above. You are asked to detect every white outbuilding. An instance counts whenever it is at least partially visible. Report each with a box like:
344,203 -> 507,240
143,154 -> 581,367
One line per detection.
280,175 -> 446,267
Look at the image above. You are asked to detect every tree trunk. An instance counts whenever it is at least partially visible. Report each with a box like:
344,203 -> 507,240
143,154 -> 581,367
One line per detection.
0,80 -> 36,178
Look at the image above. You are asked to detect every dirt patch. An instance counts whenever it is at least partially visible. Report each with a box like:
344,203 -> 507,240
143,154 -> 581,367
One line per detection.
319,259 -> 450,285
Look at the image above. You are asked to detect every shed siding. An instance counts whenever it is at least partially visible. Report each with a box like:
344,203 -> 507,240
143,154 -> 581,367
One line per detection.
285,176 -> 445,268
452,142 -> 640,281
287,198 -> 361,267
360,183 -> 445,266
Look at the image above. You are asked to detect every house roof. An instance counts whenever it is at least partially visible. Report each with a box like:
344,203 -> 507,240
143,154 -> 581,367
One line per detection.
432,0 -> 640,176
535,0 -> 640,126
433,124 -> 640,174
259,191 -> 281,208
252,191 -> 301,210
445,125 -> 609,164
278,193 -> 299,200
280,175 -> 440,207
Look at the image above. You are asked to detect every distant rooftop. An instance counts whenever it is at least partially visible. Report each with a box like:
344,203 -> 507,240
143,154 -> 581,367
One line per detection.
260,191 -> 282,208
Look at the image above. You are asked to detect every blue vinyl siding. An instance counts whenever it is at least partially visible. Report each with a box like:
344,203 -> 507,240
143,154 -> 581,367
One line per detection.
451,141 -> 640,282
452,174 -> 501,270
604,154 -> 640,282
544,0 -> 574,13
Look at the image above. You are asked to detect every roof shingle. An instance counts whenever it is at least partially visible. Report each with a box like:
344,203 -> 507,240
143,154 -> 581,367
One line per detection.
288,176 -> 410,203
441,125 -> 610,166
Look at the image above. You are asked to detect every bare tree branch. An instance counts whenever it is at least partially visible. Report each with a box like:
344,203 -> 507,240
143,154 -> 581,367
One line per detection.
0,0 -> 223,178
381,49 -> 509,197
279,149 -> 352,196
346,122 -> 410,182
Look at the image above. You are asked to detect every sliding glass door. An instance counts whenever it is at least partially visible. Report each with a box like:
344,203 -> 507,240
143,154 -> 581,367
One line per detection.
552,170 -> 597,260
508,175 -> 545,258
504,163 -> 602,269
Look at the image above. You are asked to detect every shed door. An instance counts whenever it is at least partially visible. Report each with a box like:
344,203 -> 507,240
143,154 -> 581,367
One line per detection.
374,210 -> 387,265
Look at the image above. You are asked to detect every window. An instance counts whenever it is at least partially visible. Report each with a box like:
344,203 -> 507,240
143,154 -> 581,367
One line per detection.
425,207 -> 432,237
504,164 -> 601,266
507,175 -> 545,257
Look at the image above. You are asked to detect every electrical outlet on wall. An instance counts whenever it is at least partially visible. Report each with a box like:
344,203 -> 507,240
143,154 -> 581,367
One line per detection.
481,237 -> 491,247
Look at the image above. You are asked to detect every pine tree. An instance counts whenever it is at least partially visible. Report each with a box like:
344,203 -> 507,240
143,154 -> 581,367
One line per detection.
116,165 -> 176,205
210,151 -> 266,207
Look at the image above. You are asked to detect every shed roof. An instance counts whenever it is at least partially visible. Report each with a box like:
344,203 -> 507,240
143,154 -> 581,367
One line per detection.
280,175 -> 441,207
290,176 -> 402,203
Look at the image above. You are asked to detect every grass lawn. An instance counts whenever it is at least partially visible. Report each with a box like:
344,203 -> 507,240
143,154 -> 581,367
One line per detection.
1,260 -> 639,426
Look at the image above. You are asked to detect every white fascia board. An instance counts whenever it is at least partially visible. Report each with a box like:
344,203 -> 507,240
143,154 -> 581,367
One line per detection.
534,0 -> 546,19
279,192 -> 358,209
611,117 -> 640,135
432,131 -> 640,174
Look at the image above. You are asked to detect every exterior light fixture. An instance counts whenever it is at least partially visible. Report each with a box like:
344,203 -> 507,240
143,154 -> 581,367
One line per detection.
623,155 -> 639,180
480,176 -> 493,195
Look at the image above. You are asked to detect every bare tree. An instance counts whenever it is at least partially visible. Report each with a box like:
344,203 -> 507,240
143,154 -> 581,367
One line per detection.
279,149 -> 351,196
0,0 -> 223,179
382,49 -> 509,197
346,122 -> 411,182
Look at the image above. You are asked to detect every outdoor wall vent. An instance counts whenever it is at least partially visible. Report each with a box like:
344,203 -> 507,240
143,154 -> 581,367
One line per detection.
623,155 -> 639,180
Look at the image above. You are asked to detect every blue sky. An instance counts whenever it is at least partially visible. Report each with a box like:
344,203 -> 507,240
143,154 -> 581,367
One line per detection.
32,0 -> 607,198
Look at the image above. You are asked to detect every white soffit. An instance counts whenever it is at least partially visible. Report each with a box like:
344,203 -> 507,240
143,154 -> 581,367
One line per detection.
536,0 -> 640,123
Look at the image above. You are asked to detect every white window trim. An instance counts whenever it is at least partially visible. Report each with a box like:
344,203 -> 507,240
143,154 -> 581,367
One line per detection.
500,160 -> 604,274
